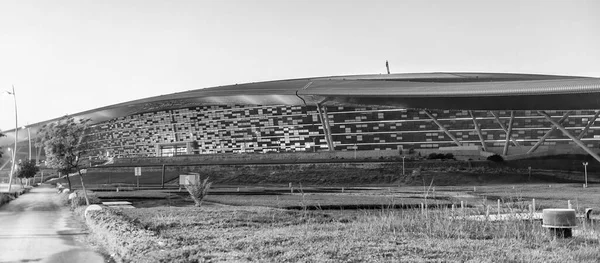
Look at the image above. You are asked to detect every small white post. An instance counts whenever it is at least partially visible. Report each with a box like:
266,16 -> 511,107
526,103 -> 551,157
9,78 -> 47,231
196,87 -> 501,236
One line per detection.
486,205 -> 490,218
290,187 -> 294,194
341,187 -> 344,193
289,182 -> 292,188
497,199 -> 501,216
568,200 -> 572,209
532,198 -> 536,212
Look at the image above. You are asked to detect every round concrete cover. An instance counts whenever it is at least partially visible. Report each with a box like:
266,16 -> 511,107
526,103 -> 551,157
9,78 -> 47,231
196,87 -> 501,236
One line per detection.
542,209 -> 577,227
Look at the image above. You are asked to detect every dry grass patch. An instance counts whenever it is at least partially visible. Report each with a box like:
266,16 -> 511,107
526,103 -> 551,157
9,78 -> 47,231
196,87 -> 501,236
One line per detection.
109,205 -> 600,262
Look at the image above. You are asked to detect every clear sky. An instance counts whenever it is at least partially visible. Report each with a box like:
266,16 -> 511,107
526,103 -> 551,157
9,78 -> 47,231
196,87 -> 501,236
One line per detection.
0,0 -> 599,131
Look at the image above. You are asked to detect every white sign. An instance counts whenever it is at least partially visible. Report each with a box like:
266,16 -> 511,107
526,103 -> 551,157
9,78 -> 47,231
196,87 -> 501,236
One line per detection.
134,167 -> 142,176
179,174 -> 200,185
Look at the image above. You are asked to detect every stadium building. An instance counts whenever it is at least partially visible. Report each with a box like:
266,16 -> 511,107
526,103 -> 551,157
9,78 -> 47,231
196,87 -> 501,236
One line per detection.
2,72 -> 600,168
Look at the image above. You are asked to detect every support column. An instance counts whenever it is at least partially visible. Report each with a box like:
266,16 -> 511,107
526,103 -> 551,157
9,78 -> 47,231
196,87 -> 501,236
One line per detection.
423,110 -> 461,146
578,110 -> 600,140
503,111 -> 515,156
316,104 -> 334,151
469,110 -> 487,152
527,111 -> 571,154
322,106 -> 335,151
489,111 -> 519,146
539,111 -> 600,163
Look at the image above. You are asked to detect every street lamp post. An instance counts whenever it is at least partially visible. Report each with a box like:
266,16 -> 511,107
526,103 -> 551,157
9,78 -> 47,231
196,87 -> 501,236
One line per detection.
583,162 -> 589,188
24,125 -> 31,160
6,86 -> 18,192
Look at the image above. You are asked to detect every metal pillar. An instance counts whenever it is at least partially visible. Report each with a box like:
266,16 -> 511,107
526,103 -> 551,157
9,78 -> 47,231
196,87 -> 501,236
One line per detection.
489,111 -> 519,146
423,110 -> 461,146
528,111 -> 571,154
503,111 -> 515,156
578,110 -> 600,140
322,106 -> 335,150
469,111 -> 487,151
315,104 -> 334,151
539,111 -> 600,163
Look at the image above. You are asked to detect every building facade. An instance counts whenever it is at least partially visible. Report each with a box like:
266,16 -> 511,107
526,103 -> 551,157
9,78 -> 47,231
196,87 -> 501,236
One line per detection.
86,105 -> 600,158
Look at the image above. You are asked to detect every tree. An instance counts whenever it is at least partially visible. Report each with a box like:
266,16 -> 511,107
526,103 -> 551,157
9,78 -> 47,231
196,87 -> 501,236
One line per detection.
16,159 -> 39,184
36,116 -> 92,205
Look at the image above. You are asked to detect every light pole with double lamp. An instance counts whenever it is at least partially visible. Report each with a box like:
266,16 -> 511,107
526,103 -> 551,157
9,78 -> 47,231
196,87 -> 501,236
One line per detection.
5,86 -> 18,193
6,85 -> 19,193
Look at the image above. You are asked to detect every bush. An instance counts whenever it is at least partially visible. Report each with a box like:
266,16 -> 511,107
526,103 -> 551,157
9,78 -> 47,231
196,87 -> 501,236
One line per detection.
70,190 -> 101,209
0,194 -> 11,207
411,167 -> 422,176
57,192 -> 70,206
428,153 -> 455,160
184,177 -> 212,207
487,154 -> 504,162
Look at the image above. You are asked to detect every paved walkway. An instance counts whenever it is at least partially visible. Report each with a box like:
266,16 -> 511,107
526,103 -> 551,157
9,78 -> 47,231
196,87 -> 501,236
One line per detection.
0,186 -> 106,263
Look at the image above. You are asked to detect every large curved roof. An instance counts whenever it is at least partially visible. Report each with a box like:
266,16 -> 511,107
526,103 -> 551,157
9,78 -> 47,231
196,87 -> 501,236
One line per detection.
2,72 -> 600,145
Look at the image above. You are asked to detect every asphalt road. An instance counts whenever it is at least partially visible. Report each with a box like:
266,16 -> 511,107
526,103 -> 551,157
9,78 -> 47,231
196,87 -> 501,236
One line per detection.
0,186 -> 106,263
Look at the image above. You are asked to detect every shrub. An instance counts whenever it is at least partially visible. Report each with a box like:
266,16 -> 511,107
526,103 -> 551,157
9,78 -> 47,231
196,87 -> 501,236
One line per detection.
70,190 -> 101,209
487,154 -> 504,162
57,192 -> 70,206
184,177 -> 212,207
428,153 -> 455,160
411,167 -> 422,176
0,194 -> 11,207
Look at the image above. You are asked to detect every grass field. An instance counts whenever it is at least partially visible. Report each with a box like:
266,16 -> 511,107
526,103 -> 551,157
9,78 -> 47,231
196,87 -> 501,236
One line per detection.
112,204 -> 600,262
81,182 -> 600,262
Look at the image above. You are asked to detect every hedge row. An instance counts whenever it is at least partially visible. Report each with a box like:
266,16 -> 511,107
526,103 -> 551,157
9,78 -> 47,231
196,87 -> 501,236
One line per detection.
0,189 -> 28,208
0,193 -> 11,207
82,208 -> 170,262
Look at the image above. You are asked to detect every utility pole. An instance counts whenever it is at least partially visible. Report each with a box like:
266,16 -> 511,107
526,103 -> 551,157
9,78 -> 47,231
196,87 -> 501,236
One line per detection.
24,125 -> 31,160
